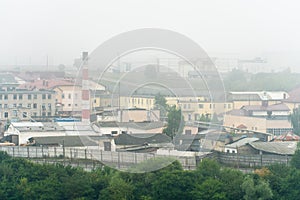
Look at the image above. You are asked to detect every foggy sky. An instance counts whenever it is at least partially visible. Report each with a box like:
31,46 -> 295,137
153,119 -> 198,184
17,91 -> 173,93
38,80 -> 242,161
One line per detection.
0,0 -> 300,71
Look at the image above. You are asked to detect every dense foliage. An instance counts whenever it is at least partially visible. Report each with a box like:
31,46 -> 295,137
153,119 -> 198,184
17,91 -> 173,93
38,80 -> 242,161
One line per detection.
289,108 -> 300,135
1,151 -> 300,199
223,69 -> 300,91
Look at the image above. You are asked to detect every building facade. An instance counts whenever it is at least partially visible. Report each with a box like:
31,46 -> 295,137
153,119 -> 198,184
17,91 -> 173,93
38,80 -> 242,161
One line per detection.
0,89 -> 56,121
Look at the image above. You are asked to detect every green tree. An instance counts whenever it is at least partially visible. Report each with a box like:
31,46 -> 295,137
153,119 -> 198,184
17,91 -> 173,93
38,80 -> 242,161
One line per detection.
152,171 -> 194,200
99,175 -> 134,200
219,168 -> 244,200
290,142 -> 300,169
163,105 -> 184,139
154,93 -> 168,120
191,178 -> 226,200
241,175 -> 273,200
289,108 -> 300,134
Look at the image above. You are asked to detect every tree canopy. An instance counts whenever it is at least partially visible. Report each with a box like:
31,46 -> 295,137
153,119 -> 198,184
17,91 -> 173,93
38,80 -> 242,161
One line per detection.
1,151 -> 300,199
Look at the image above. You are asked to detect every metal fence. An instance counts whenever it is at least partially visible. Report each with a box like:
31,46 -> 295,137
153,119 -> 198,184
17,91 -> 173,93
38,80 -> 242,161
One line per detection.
218,153 -> 291,168
0,146 -> 197,170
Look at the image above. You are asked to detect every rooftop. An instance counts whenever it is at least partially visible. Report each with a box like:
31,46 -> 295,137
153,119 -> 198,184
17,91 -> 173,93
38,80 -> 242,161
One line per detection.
249,141 -> 297,155
114,133 -> 171,146
226,137 -> 259,148
30,135 -> 112,147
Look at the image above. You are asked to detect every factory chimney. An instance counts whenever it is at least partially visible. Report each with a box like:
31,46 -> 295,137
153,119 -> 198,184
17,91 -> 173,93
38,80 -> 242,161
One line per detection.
81,52 -> 90,123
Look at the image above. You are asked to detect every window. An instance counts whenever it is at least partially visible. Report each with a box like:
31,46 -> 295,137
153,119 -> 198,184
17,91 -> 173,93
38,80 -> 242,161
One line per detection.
0,95 -> 2,100
0,104 -> 2,108
68,104 -> 71,107
27,104 -> 31,108
12,110 -> 17,117
42,94 -> 46,99
19,94 -> 23,100
4,95 -> 8,100
47,112 -> 51,116
33,103 -> 37,109
42,103 -> 46,110
28,94 -> 32,100
111,131 -> 118,135
185,130 -> 192,135
199,104 -> 204,109
48,103 -> 51,109
13,94 -> 17,100
34,94 -> 37,99
18,103 -> 22,108
42,112 -> 46,117
94,99 -> 96,103
75,104 -> 78,107
4,112 -> 8,118
13,104 -> 16,108
224,104 -> 227,109
33,112 -> 37,117
209,104 -> 212,109
22,112 -> 27,118
62,94 -> 65,99
48,94 -> 51,99
68,94 -> 71,99
4,104 -> 7,108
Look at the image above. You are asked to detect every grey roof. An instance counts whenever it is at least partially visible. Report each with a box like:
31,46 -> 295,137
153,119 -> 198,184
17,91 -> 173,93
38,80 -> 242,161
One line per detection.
226,137 -> 259,148
0,89 -> 55,94
0,73 -> 18,85
13,122 -> 65,132
249,141 -> 297,155
242,103 -> 290,112
114,133 -> 171,145
31,135 -> 112,147
97,122 -> 164,130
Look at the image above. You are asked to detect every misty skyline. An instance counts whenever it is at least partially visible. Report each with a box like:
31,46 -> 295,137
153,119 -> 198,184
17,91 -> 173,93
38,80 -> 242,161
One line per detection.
1,0 -> 300,72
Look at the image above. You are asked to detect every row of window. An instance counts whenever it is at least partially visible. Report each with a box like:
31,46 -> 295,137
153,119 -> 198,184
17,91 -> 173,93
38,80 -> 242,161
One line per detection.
182,103 -> 232,109
0,103 -> 52,109
128,98 -> 153,105
61,103 -> 78,107
2,111 -> 53,118
267,128 -> 293,136
0,94 -> 52,100
62,93 -> 79,99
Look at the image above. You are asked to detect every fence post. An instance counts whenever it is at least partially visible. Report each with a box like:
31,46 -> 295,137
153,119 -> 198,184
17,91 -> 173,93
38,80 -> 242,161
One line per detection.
118,152 -> 120,169
12,147 -> 15,158
27,147 -> 29,158
70,149 -> 72,160
85,149 -> 87,160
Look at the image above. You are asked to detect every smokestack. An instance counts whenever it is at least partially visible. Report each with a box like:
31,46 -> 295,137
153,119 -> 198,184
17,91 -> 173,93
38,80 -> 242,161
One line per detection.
81,52 -> 90,123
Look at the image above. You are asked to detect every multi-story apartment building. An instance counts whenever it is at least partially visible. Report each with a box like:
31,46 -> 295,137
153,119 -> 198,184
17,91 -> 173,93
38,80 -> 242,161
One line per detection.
53,85 -> 82,117
0,89 -> 56,121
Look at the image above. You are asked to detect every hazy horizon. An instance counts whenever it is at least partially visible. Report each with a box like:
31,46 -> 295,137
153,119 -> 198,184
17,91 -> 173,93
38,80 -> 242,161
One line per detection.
1,0 -> 300,72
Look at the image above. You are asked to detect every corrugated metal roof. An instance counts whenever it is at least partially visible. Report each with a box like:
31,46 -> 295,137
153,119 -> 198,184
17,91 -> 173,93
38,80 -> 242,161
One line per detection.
249,141 -> 297,155
226,137 -> 259,148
